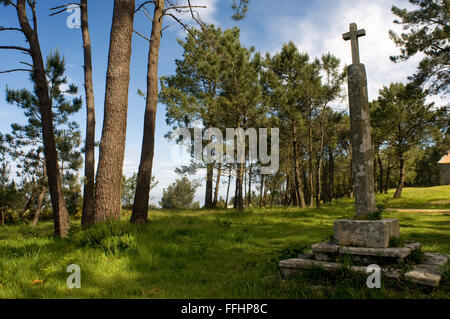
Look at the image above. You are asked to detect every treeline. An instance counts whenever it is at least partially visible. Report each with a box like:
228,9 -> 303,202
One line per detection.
0,0 -> 250,236
0,0 -> 448,237
161,26 -> 449,211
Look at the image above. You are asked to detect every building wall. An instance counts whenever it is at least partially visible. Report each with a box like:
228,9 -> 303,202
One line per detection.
439,164 -> 450,185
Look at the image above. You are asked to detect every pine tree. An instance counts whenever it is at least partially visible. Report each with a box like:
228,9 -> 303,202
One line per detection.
0,0 -> 71,237
5,51 -> 82,226
216,28 -> 264,211
371,83 -> 441,198
160,25 -> 224,210
390,0 -> 450,95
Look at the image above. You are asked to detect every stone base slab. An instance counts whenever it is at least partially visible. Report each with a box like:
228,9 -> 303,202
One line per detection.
311,241 -> 421,264
334,219 -> 399,248
279,256 -> 400,281
279,252 -> 449,288
404,253 -> 449,287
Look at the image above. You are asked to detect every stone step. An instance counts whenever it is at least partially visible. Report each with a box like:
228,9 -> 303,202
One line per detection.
404,253 -> 449,287
279,252 -> 449,288
311,241 -> 421,264
279,255 -> 400,280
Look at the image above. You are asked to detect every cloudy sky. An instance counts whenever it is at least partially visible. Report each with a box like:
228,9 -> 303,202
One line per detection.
0,0 -> 447,205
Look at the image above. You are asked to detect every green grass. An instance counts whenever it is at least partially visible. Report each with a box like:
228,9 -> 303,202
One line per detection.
378,186 -> 450,209
0,186 -> 449,299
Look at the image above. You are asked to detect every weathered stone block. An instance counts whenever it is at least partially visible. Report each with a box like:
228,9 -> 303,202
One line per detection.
311,241 -> 421,265
279,257 -> 398,282
334,219 -> 399,248
404,253 -> 449,287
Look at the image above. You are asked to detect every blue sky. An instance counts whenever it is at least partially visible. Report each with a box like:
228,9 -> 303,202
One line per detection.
0,0 -> 447,205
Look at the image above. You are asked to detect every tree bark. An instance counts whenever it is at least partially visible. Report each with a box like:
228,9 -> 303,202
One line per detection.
394,155 -> 405,198
131,0 -> 163,223
259,174 -> 265,208
32,166 -> 47,227
204,163 -> 214,209
16,0 -> 70,237
315,115 -> 325,209
328,150 -> 334,202
212,163 -> 222,208
308,115 -> 314,207
377,153 -> 383,194
225,166 -> 232,208
262,177 -> 269,207
247,164 -> 252,207
20,195 -> 34,218
94,0 -> 135,223
292,122 -> 306,208
373,155 -> 377,194
236,161 -> 245,211
284,173 -> 290,207
32,188 -> 45,227
385,162 -> 391,194
80,0 -> 96,228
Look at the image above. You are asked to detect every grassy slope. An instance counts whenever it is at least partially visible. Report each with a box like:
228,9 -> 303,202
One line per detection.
0,186 -> 449,299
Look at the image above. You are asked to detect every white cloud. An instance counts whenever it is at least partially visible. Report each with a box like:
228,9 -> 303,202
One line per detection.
170,0 -> 219,37
263,0 -> 447,105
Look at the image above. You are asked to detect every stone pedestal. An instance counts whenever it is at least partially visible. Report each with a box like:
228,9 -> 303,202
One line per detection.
311,241 -> 420,264
334,219 -> 399,248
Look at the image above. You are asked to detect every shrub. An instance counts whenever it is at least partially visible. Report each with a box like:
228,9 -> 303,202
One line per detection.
79,220 -> 124,247
100,234 -> 138,254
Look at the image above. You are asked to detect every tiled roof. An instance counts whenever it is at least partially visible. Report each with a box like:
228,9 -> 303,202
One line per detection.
438,152 -> 450,164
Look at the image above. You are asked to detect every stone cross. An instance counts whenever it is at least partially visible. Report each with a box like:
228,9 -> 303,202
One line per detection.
342,23 -> 376,218
343,23 -> 366,65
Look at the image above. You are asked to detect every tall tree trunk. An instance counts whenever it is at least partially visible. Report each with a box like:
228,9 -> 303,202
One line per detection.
20,195 -> 34,218
204,163 -> 214,209
377,153 -> 383,194
80,0 -> 96,227
213,163 -> 222,208
394,155 -> 405,198
32,166 -> 47,227
292,122 -> 306,208
270,181 -> 276,207
16,0 -> 70,237
0,209 -> 4,227
94,0 -> 135,223
32,188 -> 45,227
132,0 -> 163,223
315,161 -> 322,208
385,162 -> 391,194
328,150 -> 334,202
243,164 -> 247,207
315,116 -> 325,209
284,174 -> 290,207
225,166 -> 232,208
259,174 -> 265,208
247,164 -> 252,207
262,177 -> 269,207
373,155 -> 377,194
236,161 -> 245,211
308,116 -> 314,207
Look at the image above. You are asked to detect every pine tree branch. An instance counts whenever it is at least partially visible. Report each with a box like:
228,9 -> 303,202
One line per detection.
49,3 -> 79,16
0,68 -> 31,74
4,0 -> 17,9
133,29 -> 150,42
0,26 -> 23,33
135,1 -> 155,13
0,45 -> 30,52
164,12 -> 197,40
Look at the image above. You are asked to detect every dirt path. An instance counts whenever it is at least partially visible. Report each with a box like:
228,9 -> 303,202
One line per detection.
386,208 -> 450,213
